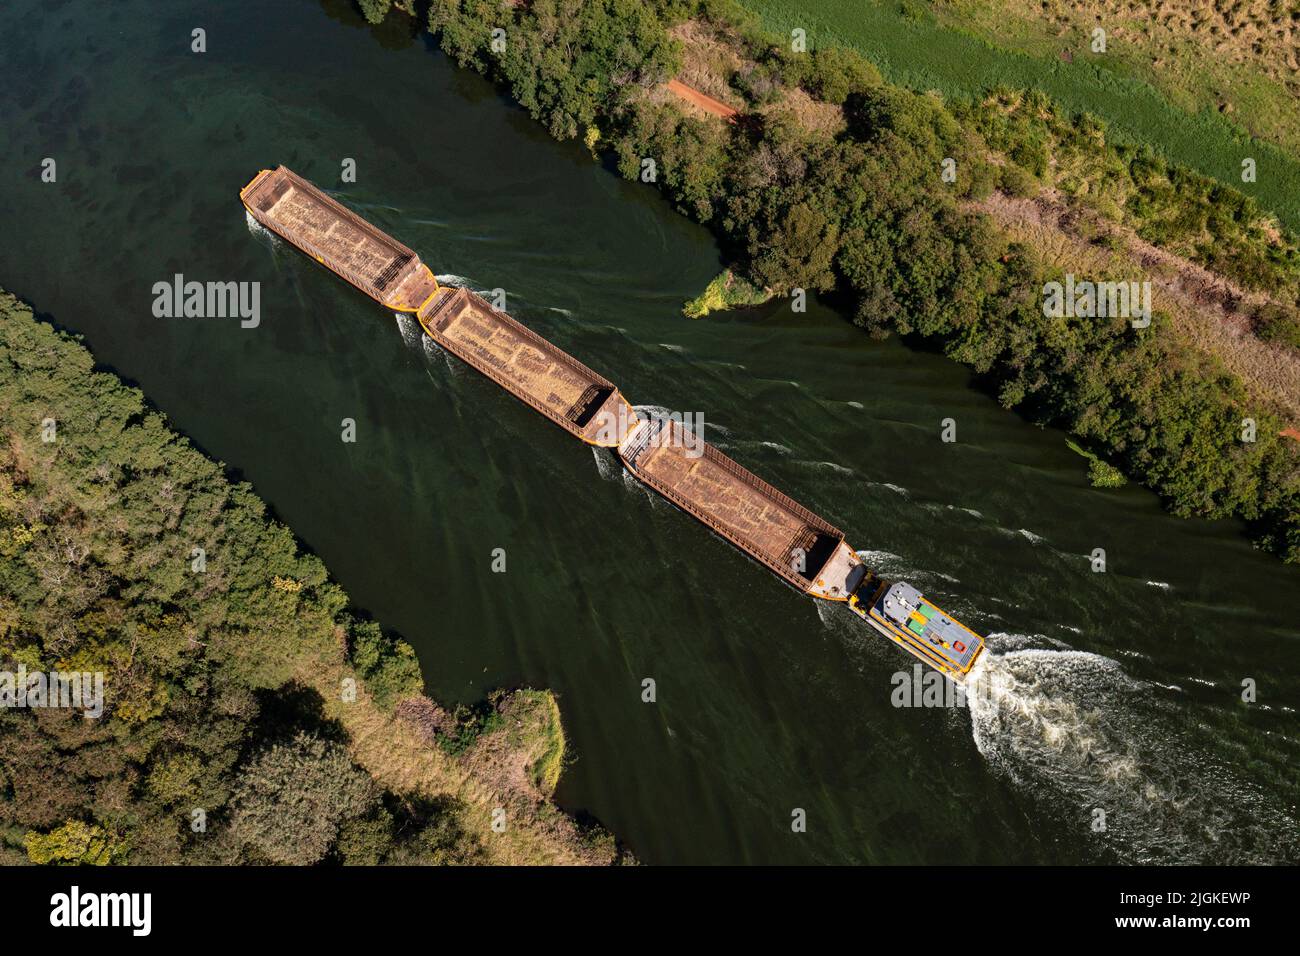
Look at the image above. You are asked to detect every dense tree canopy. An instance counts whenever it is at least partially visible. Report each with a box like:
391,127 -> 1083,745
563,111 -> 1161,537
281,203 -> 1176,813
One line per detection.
229,732 -> 378,865
0,293 -> 556,864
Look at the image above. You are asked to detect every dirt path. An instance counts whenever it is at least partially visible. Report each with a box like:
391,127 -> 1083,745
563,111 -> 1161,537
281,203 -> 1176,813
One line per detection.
665,78 -> 739,122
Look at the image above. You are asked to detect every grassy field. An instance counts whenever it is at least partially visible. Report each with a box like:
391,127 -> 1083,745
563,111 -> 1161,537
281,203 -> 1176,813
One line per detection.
736,0 -> 1300,230
934,1 -> 1300,153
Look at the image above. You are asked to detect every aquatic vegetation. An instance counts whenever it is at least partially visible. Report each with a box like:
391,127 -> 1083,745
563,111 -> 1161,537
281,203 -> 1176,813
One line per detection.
682,269 -> 772,317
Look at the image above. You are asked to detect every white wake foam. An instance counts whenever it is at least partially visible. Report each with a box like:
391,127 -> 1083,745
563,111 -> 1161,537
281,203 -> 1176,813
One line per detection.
245,211 -> 281,247
591,447 -> 617,481
394,313 -> 422,348
421,335 -> 456,374
964,648 -> 1300,863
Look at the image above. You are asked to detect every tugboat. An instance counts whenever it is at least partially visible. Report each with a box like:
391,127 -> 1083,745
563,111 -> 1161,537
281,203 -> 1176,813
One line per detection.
843,566 -> 985,683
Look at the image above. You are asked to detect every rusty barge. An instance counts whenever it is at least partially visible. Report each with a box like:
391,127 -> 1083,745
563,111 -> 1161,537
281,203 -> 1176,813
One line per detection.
240,166 -> 986,682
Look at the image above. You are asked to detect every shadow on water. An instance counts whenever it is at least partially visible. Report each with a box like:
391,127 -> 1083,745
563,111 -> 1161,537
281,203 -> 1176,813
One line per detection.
315,0 -> 424,51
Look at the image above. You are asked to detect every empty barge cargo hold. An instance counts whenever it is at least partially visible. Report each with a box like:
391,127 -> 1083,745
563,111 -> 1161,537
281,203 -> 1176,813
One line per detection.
241,166 -> 440,313
418,286 -> 636,447
240,166 -> 986,682
619,416 -> 861,598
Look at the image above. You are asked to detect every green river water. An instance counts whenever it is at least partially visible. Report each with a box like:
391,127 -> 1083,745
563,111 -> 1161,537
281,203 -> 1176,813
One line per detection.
2,0 -> 1297,864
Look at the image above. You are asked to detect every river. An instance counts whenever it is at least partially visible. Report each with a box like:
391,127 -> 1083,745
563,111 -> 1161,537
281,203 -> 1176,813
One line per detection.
2,0 -> 1297,864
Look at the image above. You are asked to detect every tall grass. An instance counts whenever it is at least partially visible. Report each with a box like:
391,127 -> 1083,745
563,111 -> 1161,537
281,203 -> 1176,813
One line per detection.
738,0 -> 1300,230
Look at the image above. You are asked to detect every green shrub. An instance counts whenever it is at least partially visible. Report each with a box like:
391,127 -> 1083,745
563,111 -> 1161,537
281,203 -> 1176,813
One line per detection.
683,269 -> 772,317
1088,457 -> 1128,489
438,700 -> 505,756
805,45 -> 881,104
230,732 -> 377,866
25,821 -> 126,866
1252,302 -> 1300,349
356,0 -> 392,25
349,619 -> 424,710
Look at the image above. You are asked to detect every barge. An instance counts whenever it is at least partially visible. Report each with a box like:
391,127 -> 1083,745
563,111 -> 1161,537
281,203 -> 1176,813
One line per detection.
618,415 -> 860,599
241,166 -> 440,313
240,166 -> 986,682
417,285 -> 635,447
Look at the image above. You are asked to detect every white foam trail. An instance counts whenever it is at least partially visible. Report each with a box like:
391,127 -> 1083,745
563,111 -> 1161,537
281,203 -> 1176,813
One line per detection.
799,460 -> 855,477
1017,528 -> 1047,544
967,650 -> 1144,799
985,631 -> 1050,652
246,211 -> 281,247
854,550 -> 911,578
633,404 -> 674,421
814,599 -> 881,653
547,306 -> 574,317
846,401 -> 864,410
965,648 -> 1300,863
761,441 -> 791,455
422,335 -> 456,374
591,447 -> 617,481
622,467 -> 660,506
394,313 -> 422,348
435,273 -> 473,286
1145,580 -> 1172,591
855,549 -> 901,563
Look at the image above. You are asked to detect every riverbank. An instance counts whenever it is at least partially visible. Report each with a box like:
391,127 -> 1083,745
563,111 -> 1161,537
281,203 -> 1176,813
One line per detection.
372,0 -> 1297,563
3,0 -> 1295,866
737,0 -> 1300,230
0,290 -> 620,865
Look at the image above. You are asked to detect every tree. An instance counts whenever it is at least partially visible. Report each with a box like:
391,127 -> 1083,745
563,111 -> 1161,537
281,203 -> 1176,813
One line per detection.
229,732 -> 377,866
357,0 -> 392,25
25,820 -> 125,865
